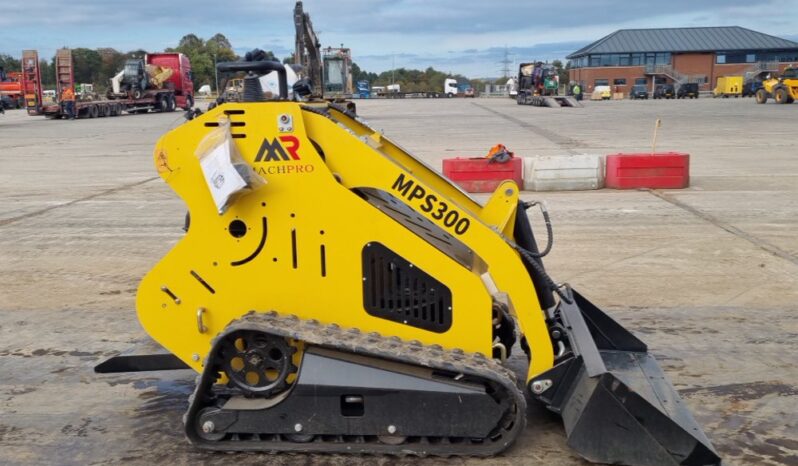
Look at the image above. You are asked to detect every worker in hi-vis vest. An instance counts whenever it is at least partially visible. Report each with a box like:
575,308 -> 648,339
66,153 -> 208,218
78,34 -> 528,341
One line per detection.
61,86 -> 75,120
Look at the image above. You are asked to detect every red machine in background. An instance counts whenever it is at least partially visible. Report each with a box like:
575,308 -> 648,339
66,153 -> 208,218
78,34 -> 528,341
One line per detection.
0,66 -> 24,109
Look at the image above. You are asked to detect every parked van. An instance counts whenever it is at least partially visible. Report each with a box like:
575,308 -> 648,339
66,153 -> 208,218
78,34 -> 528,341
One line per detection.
677,83 -> 699,99
653,84 -> 675,99
629,85 -> 648,99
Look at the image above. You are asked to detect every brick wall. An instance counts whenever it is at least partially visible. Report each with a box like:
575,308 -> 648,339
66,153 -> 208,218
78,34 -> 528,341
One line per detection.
569,66 -> 649,94
569,53 -> 796,95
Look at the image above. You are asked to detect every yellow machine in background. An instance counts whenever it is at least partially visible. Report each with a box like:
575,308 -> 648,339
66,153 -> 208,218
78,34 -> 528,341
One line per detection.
713,75 -> 743,97
756,67 -> 798,104
97,58 -> 720,466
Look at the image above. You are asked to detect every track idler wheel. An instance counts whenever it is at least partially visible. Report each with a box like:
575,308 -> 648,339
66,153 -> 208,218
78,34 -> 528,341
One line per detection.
218,330 -> 297,397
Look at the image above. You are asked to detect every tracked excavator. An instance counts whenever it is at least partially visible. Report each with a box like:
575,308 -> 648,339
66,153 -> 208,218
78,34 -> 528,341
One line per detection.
97,58 -> 720,465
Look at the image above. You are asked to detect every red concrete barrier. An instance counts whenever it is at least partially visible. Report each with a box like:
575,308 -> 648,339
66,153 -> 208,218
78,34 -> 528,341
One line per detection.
605,152 -> 690,189
442,157 -> 523,193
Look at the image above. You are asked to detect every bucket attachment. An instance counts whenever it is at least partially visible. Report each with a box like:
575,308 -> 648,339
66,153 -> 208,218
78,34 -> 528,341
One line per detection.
531,289 -> 721,466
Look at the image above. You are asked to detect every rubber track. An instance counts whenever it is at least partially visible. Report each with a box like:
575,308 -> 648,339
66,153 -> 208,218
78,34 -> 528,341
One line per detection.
183,311 -> 527,457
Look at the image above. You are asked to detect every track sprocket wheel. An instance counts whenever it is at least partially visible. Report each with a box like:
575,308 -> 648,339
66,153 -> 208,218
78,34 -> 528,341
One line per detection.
218,330 -> 297,397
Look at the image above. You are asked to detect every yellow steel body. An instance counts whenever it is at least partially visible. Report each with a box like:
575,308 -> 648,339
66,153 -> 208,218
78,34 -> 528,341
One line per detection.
138,102 -> 554,383
760,68 -> 798,102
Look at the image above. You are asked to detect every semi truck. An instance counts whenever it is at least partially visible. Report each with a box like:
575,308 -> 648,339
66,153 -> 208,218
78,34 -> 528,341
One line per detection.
23,48 -> 194,119
375,78 -> 465,99
355,80 -> 370,98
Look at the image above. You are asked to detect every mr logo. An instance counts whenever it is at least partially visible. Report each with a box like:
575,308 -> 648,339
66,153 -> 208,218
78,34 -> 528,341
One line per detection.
254,136 -> 301,162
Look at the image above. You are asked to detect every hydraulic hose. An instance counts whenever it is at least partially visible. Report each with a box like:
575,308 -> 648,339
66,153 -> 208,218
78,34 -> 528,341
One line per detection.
514,244 -> 572,304
522,201 -> 553,258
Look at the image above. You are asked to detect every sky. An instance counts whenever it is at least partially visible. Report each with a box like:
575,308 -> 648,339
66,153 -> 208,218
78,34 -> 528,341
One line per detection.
1,0 -> 797,78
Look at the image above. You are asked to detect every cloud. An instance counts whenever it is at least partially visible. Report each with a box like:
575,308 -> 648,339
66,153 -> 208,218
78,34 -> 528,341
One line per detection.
0,0 -> 795,78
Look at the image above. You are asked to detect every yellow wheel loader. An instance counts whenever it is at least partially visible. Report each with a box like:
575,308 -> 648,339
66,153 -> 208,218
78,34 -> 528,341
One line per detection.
97,59 -> 720,465
755,67 -> 798,104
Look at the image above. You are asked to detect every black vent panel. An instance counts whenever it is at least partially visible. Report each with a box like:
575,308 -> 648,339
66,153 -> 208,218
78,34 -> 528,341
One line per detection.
362,242 -> 452,333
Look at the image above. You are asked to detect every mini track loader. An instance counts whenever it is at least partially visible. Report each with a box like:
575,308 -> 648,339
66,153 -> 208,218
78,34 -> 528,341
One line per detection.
97,59 -> 720,465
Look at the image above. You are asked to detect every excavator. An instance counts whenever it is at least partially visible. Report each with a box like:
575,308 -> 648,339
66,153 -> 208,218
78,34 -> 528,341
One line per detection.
755,66 -> 798,104
293,1 -> 323,98
293,1 -> 354,101
96,56 -> 721,465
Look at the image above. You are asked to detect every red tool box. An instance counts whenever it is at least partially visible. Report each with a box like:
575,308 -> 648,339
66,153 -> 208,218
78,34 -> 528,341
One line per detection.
442,157 -> 523,193
605,152 -> 690,189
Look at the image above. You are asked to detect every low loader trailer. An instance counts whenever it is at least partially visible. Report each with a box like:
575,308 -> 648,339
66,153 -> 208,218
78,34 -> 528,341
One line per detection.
22,48 -> 193,119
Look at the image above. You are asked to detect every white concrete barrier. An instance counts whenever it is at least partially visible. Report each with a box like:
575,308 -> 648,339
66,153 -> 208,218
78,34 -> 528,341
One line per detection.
523,154 -> 605,191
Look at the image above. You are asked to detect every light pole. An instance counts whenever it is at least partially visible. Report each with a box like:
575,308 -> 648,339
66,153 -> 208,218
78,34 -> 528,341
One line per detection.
213,54 -> 219,96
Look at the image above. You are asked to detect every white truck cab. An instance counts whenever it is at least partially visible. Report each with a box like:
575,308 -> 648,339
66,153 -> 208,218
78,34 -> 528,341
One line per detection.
444,78 -> 458,97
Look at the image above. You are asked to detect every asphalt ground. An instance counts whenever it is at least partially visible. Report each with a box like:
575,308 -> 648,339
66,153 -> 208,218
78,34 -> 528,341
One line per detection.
0,96 -> 796,465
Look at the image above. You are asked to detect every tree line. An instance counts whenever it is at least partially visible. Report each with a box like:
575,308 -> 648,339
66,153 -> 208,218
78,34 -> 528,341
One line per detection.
0,34 -> 240,92
351,64 -> 472,92
2,33 -> 499,94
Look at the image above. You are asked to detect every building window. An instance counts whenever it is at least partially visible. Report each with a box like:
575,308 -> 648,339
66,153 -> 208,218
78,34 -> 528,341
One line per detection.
727,53 -> 746,63
594,79 -> 609,86
746,54 -> 756,63
574,52 -> 673,68
716,54 -> 726,64
635,77 -> 647,85
570,57 -> 586,68
613,78 -> 627,85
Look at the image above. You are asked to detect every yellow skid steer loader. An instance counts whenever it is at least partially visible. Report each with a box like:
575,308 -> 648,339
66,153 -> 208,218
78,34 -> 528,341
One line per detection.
97,59 -> 720,466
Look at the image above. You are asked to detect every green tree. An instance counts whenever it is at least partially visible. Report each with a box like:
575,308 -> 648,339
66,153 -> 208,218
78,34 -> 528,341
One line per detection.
350,62 -> 377,83
40,59 -> 55,87
169,33 -> 247,91
96,48 -> 126,92
125,49 -> 148,59
364,65 -> 472,93
552,59 -> 569,86
178,34 -> 204,52
207,33 -> 232,51
71,48 -> 103,86
0,54 -> 21,74
206,33 -> 237,63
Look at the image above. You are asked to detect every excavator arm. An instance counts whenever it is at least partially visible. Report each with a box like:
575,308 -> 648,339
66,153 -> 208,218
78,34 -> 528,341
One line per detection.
294,1 -> 323,97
